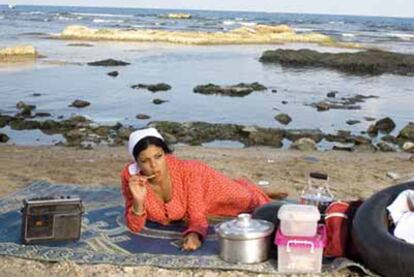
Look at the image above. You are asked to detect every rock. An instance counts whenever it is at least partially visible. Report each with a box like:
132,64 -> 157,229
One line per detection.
381,135 -> 397,144
9,119 -> 40,130
398,123 -> 414,142
153,99 -> 168,105
367,124 -> 378,137
67,43 -> 94,47
107,71 -> 119,77
325,130 -> 352,143
0,45 -> 38,60
364,116 -> 376,121
32,93 -> 42,97
274,113 -> 292,125
259,49 -> 414,76
290,137 -> 317,151
332,143 -> 354,152
346,120 -> 361,125
315,102 -> 330,111
87,59 -> 130,66
0,133 -> 9,143
271,89 -> 277,93
327,91 -> 338,98
281,101 -> 288,104
34,112 -> 51,117
117,126 -> 133,140
377,142 -> 396,152
165,13 -> 192,19
285,129 -> 324,143
0,115 -> 12,128
403,142 -> 414,153
374,117 -> 396,134
193,82 -> 266,97
136,114 -> 151,120
70,99 -> 90,108
60,24 -> 333,46
353,144 -> 377,153
132,83 -> 172,92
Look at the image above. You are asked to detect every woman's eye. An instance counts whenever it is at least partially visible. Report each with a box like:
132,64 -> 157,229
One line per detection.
155,153 -> 163,159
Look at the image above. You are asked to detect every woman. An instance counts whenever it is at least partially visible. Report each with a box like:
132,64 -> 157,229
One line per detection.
121,127 -> 287,251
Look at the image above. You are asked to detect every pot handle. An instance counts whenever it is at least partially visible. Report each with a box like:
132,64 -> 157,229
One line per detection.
286,240 -> 315,253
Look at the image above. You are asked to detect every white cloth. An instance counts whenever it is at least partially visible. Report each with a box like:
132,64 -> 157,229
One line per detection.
387,189 -> 414,243
128,127 -> 164,159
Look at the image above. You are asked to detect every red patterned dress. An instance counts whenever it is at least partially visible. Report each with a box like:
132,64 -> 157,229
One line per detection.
121,154 -> 270,238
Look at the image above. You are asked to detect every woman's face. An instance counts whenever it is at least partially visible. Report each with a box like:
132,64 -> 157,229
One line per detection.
136,144 -> 168,181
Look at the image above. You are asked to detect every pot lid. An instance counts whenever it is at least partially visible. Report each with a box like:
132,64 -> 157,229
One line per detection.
215,213 -> 274,240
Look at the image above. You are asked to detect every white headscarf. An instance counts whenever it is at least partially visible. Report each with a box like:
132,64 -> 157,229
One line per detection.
128,127 -> 164,159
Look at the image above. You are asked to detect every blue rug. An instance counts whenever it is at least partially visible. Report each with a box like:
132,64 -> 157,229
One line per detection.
0,181 -> 374,274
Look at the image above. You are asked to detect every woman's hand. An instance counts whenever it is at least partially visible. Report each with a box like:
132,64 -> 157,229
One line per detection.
182,232 -> 202,251
128,175 -> 148,203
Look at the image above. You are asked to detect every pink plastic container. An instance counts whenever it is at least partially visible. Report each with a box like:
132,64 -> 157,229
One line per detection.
275,225 -> 327,273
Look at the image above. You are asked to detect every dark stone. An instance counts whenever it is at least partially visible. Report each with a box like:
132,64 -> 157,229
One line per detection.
70,99 -> 90,108
136,114 -> 151,120
259,49 -> 414,76
68,43 -> 94,47
274,113 -> 292,125
281,101 -> 288,104
0,115 -> 13,128
9,119 -> 40,130
153,99 -> 168,105
346,120 -> 361,125
327,91 -> 338,98
271,89 -> 277,93
285,129 -> 324,143
107,71 -> 119,77
377,142 -> 396,152
332,143 -> 354,152
131,83 -> 171,92
364,116 -> 376,121
397,122 -> 414,142
374,117 -> 396,134
381,135 -> 397,144
367,124 -> 378,137
35,112 -> 51,117
315,102 -> 330,111
193,82 -> 266,97
87,59 -> 130,66
0,133 -> 9,143
32,93 -> 42,97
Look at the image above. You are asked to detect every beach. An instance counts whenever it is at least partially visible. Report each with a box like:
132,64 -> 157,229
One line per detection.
0,144 -> 413,276
1,4 -> 414,276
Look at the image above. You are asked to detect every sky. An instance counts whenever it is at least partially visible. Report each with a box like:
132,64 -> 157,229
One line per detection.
4,0 -> 414,18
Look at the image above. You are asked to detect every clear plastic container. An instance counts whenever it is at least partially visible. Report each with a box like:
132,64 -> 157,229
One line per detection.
277,204 -> 320,237
275,225 -> 327,274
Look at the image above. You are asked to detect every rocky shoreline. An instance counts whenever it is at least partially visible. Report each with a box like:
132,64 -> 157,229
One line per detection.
1,106 -> 413,153
59,24 -> 342,46
0,45 -> 38,62
260,49 -> 414,76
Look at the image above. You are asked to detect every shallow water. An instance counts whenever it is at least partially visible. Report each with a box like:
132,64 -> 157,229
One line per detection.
0,5 -> 413,146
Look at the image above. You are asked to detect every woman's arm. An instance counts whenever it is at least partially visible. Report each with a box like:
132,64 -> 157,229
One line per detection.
121,165 -> 147,233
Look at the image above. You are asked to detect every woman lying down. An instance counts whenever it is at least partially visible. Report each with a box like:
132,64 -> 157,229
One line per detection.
387,189 -> 414,243
121,128 -> 287,251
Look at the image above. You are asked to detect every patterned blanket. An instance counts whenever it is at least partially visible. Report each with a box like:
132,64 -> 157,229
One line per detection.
0,181 -> 375,275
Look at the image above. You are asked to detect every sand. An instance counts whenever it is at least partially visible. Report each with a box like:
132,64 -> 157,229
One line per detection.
0,144 -> 413,276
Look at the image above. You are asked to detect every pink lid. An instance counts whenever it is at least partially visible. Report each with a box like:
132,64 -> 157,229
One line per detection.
275,224 -> 327,249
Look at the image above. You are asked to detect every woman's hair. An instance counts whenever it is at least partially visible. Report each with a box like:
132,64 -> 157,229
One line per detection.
132,136 -> 173,161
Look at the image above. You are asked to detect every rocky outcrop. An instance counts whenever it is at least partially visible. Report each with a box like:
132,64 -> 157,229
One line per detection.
59,24 -> 336,46
107,71 -> 119,77
70,99 -> 90,108
260,49 -> 414,76
310,94 -> 378,111
131,83 -> 171,92
0,45 -> 38,61
193,82 -> 266,97
397,123 -> 414,142
87,59 -> 130,66
0,133 -> 9,143
275,113 -> 292,125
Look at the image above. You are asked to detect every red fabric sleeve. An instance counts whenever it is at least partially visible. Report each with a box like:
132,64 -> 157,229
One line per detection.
120,164 -> 147,233
182,163 -> 209,239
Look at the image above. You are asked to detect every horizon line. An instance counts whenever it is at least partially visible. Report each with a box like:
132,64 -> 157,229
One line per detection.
2,3 -> 414,20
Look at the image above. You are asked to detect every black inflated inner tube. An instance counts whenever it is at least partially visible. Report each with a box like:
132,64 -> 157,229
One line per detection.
352,181 -> 414,277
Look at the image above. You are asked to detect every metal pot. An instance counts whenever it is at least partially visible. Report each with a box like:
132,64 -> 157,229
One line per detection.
215,213 -> 274,264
